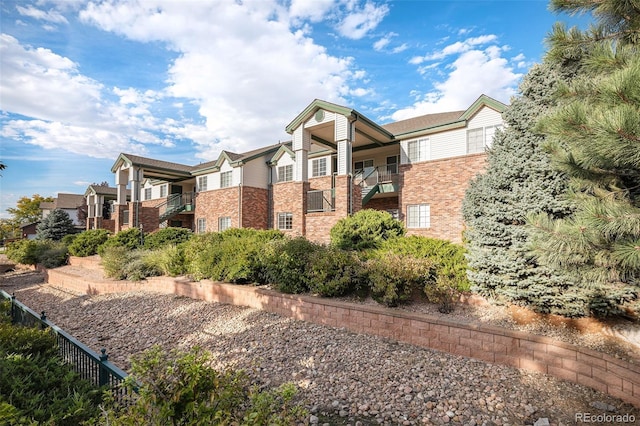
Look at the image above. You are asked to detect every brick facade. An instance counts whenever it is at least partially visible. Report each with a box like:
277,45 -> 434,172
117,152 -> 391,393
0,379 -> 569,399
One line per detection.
195,187 -> 240,231
399,153 -> 487,242
271,181 -> 307,236
364,195 -> 399,212
240,186 -> 269,229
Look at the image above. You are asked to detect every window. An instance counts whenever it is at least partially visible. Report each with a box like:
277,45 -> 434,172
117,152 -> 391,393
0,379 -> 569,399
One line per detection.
144,188 -> 152,200
354,159 -> 374,172
277,165 -> 293,182
466,128 -> 485,153
220,171 -> 233,188
406,204 -> 430,228
198,176 -> 208,192
197,218 -> 206,233
484,124 -> 503,149
277,212 -> 293,230
218,216 -> 231,231
407,138 -> 428,162
160,185 -> 167,198
312,158 -> 327,177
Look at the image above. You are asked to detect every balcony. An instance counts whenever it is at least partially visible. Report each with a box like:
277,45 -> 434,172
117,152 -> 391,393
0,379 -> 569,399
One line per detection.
157,192 -> 195,223
354,166 -> 399,205
307,189 -> 335,213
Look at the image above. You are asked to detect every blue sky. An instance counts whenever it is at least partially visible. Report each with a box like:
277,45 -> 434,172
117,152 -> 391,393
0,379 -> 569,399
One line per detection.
0,0 -> 590,219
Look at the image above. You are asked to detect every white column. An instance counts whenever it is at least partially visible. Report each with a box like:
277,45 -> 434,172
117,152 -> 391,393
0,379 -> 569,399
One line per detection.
129,167 -> 141,203
87,194 -> 95,218
95,195 -> 104,218
292,126 -> 310,182
115,169 -> 128,205
335,115 -> 354,176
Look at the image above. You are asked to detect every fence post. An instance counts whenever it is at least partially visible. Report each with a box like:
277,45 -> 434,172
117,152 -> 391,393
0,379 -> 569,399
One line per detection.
40,311 -> 48,330
99,348 -> 109,387
10,293 -> 16,324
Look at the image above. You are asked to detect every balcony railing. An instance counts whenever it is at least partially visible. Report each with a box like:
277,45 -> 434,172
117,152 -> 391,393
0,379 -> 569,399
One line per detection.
156,192 -> 195,222
307,189 -> 335,213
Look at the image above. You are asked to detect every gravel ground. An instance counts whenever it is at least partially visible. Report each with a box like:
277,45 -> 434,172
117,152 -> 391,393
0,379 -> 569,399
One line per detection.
1,267 -> 639,425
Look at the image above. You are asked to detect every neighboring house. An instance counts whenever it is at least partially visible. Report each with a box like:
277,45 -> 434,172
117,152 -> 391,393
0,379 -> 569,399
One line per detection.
85,185 -> 130,233
40,193 -> 86,231
20,222 -> 39,240
87,95 -> 506,243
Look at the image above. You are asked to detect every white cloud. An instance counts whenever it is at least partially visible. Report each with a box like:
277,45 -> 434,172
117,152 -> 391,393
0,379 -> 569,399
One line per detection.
392,46 -> 521,121
373,32 -> 407,54
411,34 -> 498,64
16,5 -> 68,24
335,1 -> 389,40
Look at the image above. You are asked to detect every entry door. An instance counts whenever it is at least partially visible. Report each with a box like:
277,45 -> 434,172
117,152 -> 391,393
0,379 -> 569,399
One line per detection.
170,185 -> 182,209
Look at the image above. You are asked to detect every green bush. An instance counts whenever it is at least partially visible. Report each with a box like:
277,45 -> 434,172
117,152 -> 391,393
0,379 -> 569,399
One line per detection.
144,244 -> 188,277
101,246 -> 161,281
68,229 -> 110,257
0,320 -> 103,425
5,239 -> 68,268
366,254 -> 434,307
143,227 -> 193,250
98,228 -> 144,256
95,346 -> 306,425
61,233 -> 78,247
183,229 -> 283,283
260,237 -> 321,293
330,209 -> 405,250
306,246 -> 365,297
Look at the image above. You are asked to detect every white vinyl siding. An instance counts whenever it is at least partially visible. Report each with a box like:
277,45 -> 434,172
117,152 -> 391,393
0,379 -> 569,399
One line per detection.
407,204 -> 430,228
197,218 -> 206,233
277,212 -> 293,230
278,165 -> 293,182
218,216 -> 231,231
220,171 -> 233,188
311,158 -> 327,177
198,176 -> 208,192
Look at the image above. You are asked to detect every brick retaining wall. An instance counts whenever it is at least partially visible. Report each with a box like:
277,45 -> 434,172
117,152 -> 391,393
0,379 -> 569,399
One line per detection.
46,258 -> 639,407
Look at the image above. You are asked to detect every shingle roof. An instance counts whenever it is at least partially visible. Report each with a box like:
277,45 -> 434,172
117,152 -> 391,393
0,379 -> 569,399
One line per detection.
54,193 -> 85,209
119,153 -> 194,173
382,110 -> 465,136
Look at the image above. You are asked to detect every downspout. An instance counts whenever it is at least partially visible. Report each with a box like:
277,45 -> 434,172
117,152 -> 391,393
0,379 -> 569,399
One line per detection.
348,114 -> 358,215
238,167 -> 243,228
267,162 -> 273,229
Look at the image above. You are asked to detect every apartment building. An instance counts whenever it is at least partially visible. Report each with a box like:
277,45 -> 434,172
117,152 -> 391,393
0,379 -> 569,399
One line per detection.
86,95 -> 506,243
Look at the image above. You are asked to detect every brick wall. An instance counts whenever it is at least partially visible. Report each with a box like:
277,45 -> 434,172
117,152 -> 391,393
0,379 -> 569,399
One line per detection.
195,187 -> 240,231
272,181 -> 307,236
364,196 -> 399,212
399,153 -> 487,242
48,258 -> 640,408
241,186 -> 269,229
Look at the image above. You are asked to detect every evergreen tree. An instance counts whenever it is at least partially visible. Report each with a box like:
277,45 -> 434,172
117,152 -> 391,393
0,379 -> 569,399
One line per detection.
528,0 -> 640,316
462,62 -> 589,316
36,209 -> 75,241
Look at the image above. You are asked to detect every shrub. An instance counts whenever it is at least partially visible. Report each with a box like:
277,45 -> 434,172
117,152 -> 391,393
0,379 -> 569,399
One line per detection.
306,246 -> 365,297
0,320 -> 103,424
98,227 -> 143,256
330,209 -> 405,251
143,227 -> 192,250
101,246 -> 160,281
95,346 -> 306,425
144,244 -> 188,277
260,237 -> 320,293
5,239 -> 68,268
366,254 -> 434,307
68,229 -> 111,257
183,229 -> 283,283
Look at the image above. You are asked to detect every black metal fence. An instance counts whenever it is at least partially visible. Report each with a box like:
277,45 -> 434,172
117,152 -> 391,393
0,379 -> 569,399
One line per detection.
1,290 -> 129,395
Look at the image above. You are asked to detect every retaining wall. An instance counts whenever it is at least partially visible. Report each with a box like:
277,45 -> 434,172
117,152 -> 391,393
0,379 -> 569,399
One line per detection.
46,258 -> 639,408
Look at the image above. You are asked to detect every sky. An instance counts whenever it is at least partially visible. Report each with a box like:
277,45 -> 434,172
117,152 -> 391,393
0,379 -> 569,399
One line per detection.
0,0 -> 591,220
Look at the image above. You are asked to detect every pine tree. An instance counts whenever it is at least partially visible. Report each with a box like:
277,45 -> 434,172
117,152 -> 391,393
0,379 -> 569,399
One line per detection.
462,62 -> 591,316
37,209 -> 75,241
528,0 -> 640,316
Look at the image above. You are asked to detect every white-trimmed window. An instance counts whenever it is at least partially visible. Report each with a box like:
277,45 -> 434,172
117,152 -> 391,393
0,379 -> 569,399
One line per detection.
407,204 -> 430,228
484,124 -> 502,149
277,212 -> 293,230
278,165 -> 293,182
198,176 -> 208,192
144,188 -> 152,200
160,184 -> 167,198
311,158 -> 327,177
220,171 -> 233,188
466,128 -> 485,154
407,138 -> 428,162
218,216 -> 231,231
197,218 -> 206,233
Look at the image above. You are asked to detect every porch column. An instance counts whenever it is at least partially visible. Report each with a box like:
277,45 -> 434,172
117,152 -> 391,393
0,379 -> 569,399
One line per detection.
95,195 -> 104,219
129,166 -> 142,203
86,194 -> 96,218
115,169 -> 128,205
292,126 -> 310,182
335,115 -> 354,176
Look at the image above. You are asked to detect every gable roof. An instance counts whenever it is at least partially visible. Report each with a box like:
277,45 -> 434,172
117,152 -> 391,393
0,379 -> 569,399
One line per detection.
40,193 -> 84,210
192,142 -> 290,174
